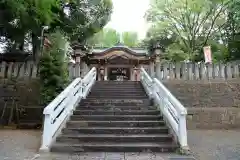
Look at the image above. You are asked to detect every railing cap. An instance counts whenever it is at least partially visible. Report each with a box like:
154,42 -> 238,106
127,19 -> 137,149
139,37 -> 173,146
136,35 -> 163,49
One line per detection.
140,67 -> 153,83
43,77 -> 82,114
153,78 -> 187,115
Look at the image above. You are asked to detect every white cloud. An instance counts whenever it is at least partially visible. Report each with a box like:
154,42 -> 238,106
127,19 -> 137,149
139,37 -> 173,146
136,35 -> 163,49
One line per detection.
105,0 -> 150,40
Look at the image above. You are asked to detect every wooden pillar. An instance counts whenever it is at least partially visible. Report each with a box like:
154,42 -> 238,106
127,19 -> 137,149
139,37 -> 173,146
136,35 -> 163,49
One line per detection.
130,67 -> 134,81
104,66 -> 108,81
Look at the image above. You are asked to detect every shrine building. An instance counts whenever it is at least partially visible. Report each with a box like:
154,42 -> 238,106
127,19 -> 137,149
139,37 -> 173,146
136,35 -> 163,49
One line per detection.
71,43 -> 163,81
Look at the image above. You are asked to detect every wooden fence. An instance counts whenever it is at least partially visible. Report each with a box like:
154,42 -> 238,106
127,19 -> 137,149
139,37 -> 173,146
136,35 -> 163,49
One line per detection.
0,61 -> 89,80
154,62 -> 240,80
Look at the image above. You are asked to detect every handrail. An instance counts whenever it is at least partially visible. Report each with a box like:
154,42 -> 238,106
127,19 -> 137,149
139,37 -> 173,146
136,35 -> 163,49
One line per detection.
153,78 -> 187,115
140,68 -> 153,98
43,78 -> 81,114
140,67 -> 189,153
40,67 -> 97,151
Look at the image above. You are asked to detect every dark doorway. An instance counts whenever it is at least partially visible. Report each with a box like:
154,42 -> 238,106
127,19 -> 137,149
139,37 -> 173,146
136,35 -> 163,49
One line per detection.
108,68 -> 130,81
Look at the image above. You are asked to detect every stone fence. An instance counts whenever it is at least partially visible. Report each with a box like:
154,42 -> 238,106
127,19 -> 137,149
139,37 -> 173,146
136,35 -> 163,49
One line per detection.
152,61 -> 240,80
1,61 -> 240,80
0,61 -> 89,80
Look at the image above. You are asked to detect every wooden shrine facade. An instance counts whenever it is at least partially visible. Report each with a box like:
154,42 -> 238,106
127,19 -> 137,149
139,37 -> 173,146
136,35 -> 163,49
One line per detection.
72,43 -> 163,81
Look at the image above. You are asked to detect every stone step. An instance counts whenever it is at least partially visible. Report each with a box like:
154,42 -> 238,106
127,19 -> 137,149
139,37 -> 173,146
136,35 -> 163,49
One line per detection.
62,127 -> 169,134
94,84 -> 143,86
70,115 -> 163,121
76,105 -> 157,110
73,110 -> 160,115
92,87 -> 144,92
66,121 -> 165,127
56,134 -> 173,143
91,87 -> 145,90
88,92 -> 147,96
95,81 -> 142,84
51,142 -> 177,153
94,83 -> 143,86
92,85 -> 144,88
94,84 -> 142,86
87,95 -> 148,99
79,99 -> 151,106
91,86 -> 144,92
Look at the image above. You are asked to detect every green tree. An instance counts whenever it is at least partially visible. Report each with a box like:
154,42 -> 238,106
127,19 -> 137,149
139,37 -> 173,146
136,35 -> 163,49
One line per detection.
87,28 -> 140,47
145,0 -> 230,61
0,0 -> 113,61
0,0 -> 58,54
224,0 -> 240,60
87,28 -> 120,47
121,31 -> 139,47
64,0 -> 113,43
39,30 -> 69,105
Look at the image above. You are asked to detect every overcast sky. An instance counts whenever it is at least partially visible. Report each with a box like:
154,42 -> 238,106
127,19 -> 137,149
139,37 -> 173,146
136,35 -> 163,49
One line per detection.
105,0 -> 150,40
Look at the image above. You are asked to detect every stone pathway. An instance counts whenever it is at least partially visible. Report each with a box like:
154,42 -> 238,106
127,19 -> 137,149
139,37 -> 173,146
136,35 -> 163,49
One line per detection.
34,152 -> 195,160
0,129 -> 41,160
188,130 -> 240,160
0,129 -> 240,160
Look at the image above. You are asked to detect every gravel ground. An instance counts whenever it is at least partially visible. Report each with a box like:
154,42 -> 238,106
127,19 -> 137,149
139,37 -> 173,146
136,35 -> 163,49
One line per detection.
0,129 -> 240,160
188,130 -> 240,160
0,129 -> 41,160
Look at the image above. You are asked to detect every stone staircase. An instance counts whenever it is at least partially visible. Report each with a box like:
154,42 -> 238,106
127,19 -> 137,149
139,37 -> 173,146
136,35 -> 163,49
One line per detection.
51,81 -> 178,153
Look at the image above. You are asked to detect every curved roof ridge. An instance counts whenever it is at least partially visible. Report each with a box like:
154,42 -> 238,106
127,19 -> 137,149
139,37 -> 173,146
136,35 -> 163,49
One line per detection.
92,46 -> 148,56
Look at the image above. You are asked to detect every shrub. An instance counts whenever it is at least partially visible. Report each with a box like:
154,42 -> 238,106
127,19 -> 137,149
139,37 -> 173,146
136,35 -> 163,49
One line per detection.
39,30 -> 69,105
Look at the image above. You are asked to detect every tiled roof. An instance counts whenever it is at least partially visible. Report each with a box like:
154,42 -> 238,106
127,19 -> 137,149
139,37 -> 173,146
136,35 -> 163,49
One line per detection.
92,46 -> 148,56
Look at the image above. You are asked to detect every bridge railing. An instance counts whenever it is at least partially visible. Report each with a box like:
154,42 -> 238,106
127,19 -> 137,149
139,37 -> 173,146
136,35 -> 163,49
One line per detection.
40,67 -> 97,151
140,67 -> 189,153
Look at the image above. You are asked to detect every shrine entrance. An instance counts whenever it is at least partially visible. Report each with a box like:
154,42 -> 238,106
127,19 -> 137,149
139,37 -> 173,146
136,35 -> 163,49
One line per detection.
81,44 -> 152,81
108,68 -> 130,81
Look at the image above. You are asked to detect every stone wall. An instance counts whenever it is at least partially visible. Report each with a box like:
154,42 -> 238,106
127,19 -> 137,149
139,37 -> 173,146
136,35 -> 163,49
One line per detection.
187,107 -> 240,129
0,79 -> 43,128
163,80 -> 240,129
163,80 -> 240,108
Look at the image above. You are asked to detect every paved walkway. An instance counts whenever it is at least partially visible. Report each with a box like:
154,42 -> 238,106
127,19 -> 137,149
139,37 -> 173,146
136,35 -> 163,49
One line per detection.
0,129 -> 240,160
188,130 -> 240,160
0,129 -> 41,160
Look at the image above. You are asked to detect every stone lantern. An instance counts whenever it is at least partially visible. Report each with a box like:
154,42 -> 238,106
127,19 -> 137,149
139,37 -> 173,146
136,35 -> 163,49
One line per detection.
71,42 -> 88,77
72,43 -> 87,63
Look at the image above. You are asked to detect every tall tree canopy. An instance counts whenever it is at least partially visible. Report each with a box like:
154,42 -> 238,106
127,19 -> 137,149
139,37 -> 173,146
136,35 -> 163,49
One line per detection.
145,0 -> 236,62
122,31 -> 139,47
87,28 -> 140,47
0,0 -> 113,60
87,28 -> 120,47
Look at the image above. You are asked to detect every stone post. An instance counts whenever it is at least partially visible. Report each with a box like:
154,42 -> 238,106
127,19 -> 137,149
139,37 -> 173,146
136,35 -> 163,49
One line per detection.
149,61 -> 155,78
155,56 -> 161,80
81,62 -> 88,78
75,54 -> 81,78
152,44 -> 163,80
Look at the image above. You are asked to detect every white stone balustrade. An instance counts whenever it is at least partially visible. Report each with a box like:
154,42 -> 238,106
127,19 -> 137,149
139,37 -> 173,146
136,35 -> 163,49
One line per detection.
140,67 -> 189,153
40,67 -> 97,151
